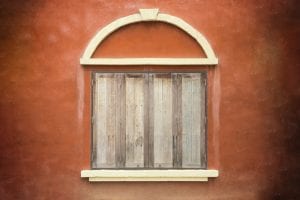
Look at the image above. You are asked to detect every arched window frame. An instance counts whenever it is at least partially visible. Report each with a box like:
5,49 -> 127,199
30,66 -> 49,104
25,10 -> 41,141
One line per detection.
80,9 -> 218,66
80,9 -> 219,182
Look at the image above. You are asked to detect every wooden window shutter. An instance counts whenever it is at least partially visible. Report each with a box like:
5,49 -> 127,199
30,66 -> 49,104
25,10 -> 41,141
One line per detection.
92,72 -> 206,169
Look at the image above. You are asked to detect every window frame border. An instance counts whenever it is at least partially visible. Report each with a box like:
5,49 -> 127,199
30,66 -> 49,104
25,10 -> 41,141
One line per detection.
90,71 -> 208,170
80,8 -> 219,181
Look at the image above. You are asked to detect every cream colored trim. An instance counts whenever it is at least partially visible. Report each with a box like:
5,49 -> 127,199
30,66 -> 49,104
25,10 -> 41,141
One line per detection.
88,177 -> 208,182
81,9 -> 218,65
139,8 -> 159,20
81,170 -> 218,182
80,58 -> 218,65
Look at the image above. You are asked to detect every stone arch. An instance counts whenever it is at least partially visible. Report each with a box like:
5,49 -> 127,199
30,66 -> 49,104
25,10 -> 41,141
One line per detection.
80,9 -> 218,65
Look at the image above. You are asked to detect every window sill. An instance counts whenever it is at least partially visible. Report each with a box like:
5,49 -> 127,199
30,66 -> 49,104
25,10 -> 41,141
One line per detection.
81,169 -> 218,182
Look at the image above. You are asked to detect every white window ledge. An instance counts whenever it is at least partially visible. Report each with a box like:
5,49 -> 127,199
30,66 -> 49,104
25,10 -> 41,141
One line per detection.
81,169 -> 219,182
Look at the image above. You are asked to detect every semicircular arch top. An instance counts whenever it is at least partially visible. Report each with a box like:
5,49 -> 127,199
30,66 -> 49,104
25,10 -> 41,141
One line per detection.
80,9 -> 218,65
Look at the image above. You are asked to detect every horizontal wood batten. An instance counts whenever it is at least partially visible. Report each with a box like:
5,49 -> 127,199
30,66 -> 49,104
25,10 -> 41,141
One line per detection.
80,58 -> 218,65
81,169 -> 218,182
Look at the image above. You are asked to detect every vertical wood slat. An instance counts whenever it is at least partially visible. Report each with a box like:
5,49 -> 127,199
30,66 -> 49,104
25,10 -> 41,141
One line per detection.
182,73 -> 204,168
95,74 -> 108,167
172,74 -> 182,168
177,74 -> 183,168
125,74 -> 145,168
153,73 -> 173,168
115,74 -> 126,168
143,74 -> 149,167
172,74 -> 177,167
91,73 -> 98,168
200,73 -> 207,168
120,74 -> 127,167
94,74 -> 116,168
106,74 -> 116,167
115,74 -> 121,167
148,74 -> 154,168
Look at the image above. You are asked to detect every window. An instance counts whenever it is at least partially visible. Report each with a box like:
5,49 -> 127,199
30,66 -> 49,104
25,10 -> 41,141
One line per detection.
91,72 -> 207,169
81,9 -> 219,181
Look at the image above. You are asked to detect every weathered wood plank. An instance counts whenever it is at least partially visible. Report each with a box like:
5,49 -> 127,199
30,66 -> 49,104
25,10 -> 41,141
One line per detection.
95,74 -> 107,168
182,73 -> 203,168
91,73 -> 98,168
172,74 -> 182,168
200,73 -> 207,168
177,74 -> 183,168
191,74 -> 201,166
148,74 -> 154,168
115,73 -> 126,168
106,75 -> 116,167
143,74 -> 149,168
172,74 -> 178,167
153,74 -> 173,168
115,74 -> 121,167
120,74 -> 127,168
94,74 -> 116,168
125,74 -> 145,168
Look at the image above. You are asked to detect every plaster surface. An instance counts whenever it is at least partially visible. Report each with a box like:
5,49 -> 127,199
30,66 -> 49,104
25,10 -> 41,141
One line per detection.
0,0 -> 299,199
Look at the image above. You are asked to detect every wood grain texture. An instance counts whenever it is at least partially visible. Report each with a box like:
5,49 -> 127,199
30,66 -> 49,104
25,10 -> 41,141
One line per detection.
125,74 -> 145,167
172,74 -> 182,168
200,73 -> 207,168
94,74 -> 116,168
182,73 -> 204,168
143,74 -> 150,168
115,74 -> 126,167
153,73 -> 173,168
148,74 -> 154,168
92,72 -> 207,169
91,74 -> 98,168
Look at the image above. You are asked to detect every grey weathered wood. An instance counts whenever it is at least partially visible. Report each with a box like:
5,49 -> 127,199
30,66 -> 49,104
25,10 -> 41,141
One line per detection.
143,74 -> 149,168
92,72 -> 207,169
148,73 -> 154,168
95,74 -> 107,168
94,74 -> 116,168
172,74 -> 182,168
125,74 -> 145,168
172,74 -> 177,167
114,74 -> 121,167
177,74 -> 183,168
181,73 -> 204,168
106,74 -> 116,166
120,74 -> 127,167
91,74 -> 98,168
115,73 -> 126,168
200,73 -> 207,168
153,73 -> 173,168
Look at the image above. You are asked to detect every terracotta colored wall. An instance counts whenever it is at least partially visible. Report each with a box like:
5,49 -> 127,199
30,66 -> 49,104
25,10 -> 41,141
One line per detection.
0,0 -> 299,199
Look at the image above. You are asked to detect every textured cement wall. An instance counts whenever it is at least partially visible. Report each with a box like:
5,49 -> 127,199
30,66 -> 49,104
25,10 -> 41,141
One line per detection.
0,0 -> 299,199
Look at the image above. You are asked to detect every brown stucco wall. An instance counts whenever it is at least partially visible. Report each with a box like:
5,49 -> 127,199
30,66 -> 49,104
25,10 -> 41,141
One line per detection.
0,0 -> 299,199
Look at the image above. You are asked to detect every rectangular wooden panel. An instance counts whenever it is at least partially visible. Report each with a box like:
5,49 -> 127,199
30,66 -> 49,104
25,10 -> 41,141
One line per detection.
93,74 -> 117,168
153,73 -> 173,168
115,74 -> 126,168
181,73 -> 205,168
172,74 -> 182,168
199,73 -> 207,168
92,72 -> 207,169
125,74 -> 145,167
148,74 -> 154,168
143,74 -> 149,167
